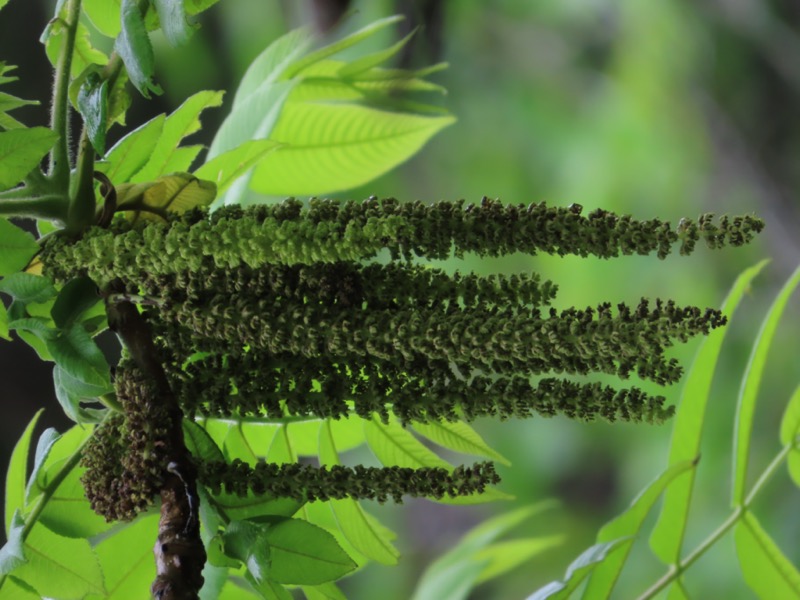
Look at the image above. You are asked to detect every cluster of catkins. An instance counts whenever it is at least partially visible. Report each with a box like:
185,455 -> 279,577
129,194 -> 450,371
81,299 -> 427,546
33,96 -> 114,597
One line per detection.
41,197 -> 764,520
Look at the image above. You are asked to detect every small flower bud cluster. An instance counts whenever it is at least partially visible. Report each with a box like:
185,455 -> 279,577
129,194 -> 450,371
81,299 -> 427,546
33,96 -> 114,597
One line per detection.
80,364 -> 173,521
198,459 -> 500,503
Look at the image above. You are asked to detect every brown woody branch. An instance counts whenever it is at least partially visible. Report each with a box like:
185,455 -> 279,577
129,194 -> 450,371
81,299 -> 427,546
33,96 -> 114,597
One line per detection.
106,291 -> 206,599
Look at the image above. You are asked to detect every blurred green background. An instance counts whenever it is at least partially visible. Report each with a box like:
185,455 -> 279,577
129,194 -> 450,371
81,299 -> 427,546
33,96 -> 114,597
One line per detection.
1,1 -> 798,598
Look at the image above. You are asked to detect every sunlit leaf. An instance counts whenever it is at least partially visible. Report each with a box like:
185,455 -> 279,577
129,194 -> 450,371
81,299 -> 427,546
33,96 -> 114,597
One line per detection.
732,264 -> 800,505
93,514 -> 159,597
117,172 -> 217,222
302,582 -> 348,600
25,428 -> 60,503
13,524 -> 105,598
37,459 -> 111,538
194,139 -> 280,193
266,425 -> 297,465
734,511 -> 800,598
0,127 -> 58,191
221,520 -> 272,586
83,0 -> 122,37
248,103 -> 454,196
650,260 -> 768,564
412,420 -> 511,466
320,422 -> 400,565
264,518 -> 357,585
98,114 -> 165,184
44,20 -> 107,77
131,90 -> 224,182
184,419 -> 225,463
365,416 -> 450,469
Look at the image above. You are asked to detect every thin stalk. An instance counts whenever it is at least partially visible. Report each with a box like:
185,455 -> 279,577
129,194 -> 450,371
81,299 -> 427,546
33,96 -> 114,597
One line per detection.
49,0 -> 83,188
67,128 -> 98,233
637,444 -> 793,600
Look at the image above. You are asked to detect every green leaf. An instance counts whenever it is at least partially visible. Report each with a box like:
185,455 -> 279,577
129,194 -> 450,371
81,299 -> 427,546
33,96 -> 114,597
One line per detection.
231,28 -> 312,110
2,577 -> 39,599
13,524 -> 105,598
248,103 -> 454,196
77,73 -> 108,155
0,511 -> 26,576
131,90 -> 224,182
211,489 -> 302,524
734,511 -> 800,598
221,520 -> 272,586
650,259 -> 768,565
264,518 -> 357,585
365,416 -> 450,469
0,273 -> 56,304
284,16 -> 404,80
184,419 -> 226,463
583,460 -> 696,598
37,460 -> 111,538
780,386 -> 800,487
194,140 -> 280,194
93,514 -> 159,597
337,29 -> 416,78
473,537 -> 563,585
153,0 -> 192,45
266,425 -> 297,465
51,277 -> 100,329
53,365 -> 108,424
44,20 -> 107,77
525,539 -> 628,600
116,0 -> 162,98
25,428 -> 60,504
327,414 -> 366,453
413,503 -> 554,600
412,420 -> 511,466
46,323 -> 112,391
97,114 -> 165,184
0,302 -> 8,341
117,172 -> 217,223
5,410 -> 42,534
0,127 -> 58,191
320,422 -> 400,565
302,582 -> 347,600
732,264 -> 800,505
0,91 -> 37,130
83,0 -> 122,37
246,575 -> 293,600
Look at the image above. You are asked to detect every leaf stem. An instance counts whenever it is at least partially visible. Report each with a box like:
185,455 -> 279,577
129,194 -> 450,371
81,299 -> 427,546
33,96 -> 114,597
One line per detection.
637,444 -> 793,599
0,194 -> 69,221
49,0 -> 83,188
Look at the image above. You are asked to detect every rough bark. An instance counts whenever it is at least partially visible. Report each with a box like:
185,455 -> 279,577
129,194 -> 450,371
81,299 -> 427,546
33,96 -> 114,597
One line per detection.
106,294 -> 206,599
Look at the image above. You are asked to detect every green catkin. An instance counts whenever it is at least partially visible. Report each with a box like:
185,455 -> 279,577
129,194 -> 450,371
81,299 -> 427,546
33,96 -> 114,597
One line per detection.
132,262 -> 559,313
151,298 -> 723,385
69,198 -> 764,518
197,459 -> 500,503
154,350 -> 672,424
40,198 -> 765,285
